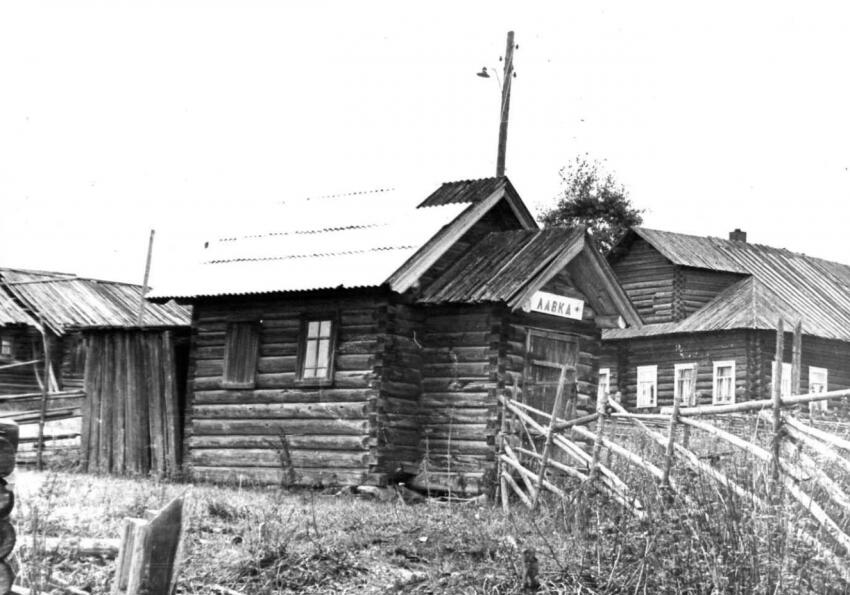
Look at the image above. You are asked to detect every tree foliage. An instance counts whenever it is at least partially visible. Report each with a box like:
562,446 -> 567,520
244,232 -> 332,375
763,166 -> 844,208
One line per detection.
539,156 -> 644,254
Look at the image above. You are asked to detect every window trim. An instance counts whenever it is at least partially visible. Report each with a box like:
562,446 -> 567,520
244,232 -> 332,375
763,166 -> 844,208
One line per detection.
809,366 -> 829,412
674,362 -> 698,407
712,360 -> 736,405
0,336 -> 12,360
771,361 -> 793,398
636,365 -> 657,408
598,367 -> 611,401
295,315 -> 338,386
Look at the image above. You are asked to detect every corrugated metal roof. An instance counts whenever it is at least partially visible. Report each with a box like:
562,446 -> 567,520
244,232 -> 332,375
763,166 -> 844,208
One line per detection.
0,287 -> 36,327
1,269 -> 190,335
420,228 -> 585,304
148,184 -> 475,299
418,177 -> 509,207
605,228 -> 850,342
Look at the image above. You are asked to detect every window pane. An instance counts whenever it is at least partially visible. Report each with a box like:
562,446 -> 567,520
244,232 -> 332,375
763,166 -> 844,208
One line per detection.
317,339 -> 330,371
307,321 -> 320,338
304,339 -> 318,371
319,320 -> 332,337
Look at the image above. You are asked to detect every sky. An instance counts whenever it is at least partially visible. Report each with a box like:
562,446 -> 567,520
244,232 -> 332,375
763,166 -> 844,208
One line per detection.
2,2 -> 850,287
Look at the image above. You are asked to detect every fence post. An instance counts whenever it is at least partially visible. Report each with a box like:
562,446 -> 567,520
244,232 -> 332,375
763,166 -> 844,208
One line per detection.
662,390 -> 682,491
589,389 -> 608,483
531,364 -> 574,510
791,320 -> 802,401
771,319 -> 785,487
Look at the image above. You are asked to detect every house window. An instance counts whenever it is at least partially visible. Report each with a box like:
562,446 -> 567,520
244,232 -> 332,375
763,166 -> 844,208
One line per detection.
809,366 -> 829,412
636,365 -> 657,408
298,319 -> 336,383
598,368 -> 611,401
713,361 -> 736,405
771,362 -> 793,397
0,337 -> 11,358
674,363 -> 697,406
222,321 -> 260,389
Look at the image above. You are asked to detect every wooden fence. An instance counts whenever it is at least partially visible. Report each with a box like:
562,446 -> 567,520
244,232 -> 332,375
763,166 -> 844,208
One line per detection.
497,318 -> 850,582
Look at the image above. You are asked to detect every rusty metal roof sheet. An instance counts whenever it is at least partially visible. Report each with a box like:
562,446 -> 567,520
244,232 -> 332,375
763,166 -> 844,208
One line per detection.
605,228 -> 850,342
148,184 -> 477,299
1,269 -> 190,335
419,227 -> 585,304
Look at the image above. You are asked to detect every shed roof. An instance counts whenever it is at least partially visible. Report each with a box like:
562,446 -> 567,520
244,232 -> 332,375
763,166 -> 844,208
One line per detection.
604,228 -> 850,342
149,177 -> 537,300
0,268 -> 190,335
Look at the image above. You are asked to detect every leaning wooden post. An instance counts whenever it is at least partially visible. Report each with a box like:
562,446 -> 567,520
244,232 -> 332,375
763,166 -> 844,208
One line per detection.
498,379 -> 517,513
36,328 -> 53,472
589,389 -> 608,483
662,390 -> 682,491
0,421 -> 18,592
771,319 -> 785,487
531,363 -> 573,510
791,320 -> 802,401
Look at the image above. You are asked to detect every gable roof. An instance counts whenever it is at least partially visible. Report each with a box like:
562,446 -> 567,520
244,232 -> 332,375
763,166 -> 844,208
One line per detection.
419,226 -> 641,326
149,177 -> 537,300
605,228 -> 850,341
1,268 -> 190,335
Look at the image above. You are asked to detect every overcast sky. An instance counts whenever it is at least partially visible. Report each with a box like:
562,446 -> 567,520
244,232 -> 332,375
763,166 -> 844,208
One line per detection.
2,2 -> 849,287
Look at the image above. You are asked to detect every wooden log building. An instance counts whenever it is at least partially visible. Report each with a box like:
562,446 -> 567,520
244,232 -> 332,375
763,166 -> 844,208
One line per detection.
601,228 -> 850,413
150,177 -> 641,493
0,268 -> 190,472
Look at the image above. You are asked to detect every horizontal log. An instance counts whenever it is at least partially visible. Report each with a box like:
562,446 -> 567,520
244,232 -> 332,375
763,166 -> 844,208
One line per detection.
423,408 -> 493,425
193,402 -> 369,420
378,381 -> 420,399
420,393 -> 492,408
424,363 -> 491,378
190,434 -> 370,450
421,424 -> 489,441
422,378 -> 495,393
423,347 -> 490,364
193,418 -> 370,436
191,448 -> 370,468
193,388 -> 374,405
192,465 -> 369,487
423,438 -> 491,455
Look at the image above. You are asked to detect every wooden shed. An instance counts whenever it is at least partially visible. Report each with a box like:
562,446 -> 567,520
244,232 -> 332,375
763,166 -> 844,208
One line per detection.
601,228 -> 850,413
152,177 -> 640,493
0,268 -> 191,472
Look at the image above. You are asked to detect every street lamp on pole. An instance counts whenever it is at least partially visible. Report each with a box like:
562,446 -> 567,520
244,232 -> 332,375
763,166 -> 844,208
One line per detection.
477,31 -> 517,178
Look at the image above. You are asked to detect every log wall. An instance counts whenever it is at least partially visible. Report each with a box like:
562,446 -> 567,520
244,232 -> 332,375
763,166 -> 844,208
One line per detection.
186,294 -> 386,487
0,326 -> 41,396
678,267 -> 744,319
611,237 -> 676,323
415,305 -> 499,494
601,331 -> 750,410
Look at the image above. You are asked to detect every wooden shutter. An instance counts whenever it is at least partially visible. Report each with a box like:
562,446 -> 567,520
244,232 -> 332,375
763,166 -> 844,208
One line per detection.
222,322 -> 260,389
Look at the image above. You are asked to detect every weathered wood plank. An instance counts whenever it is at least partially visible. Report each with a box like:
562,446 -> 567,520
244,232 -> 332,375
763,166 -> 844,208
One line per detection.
192,418 -> 369,436
193,402 -> 369,420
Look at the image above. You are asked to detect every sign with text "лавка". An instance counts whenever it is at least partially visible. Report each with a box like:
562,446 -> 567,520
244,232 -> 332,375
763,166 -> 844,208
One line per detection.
525,290 -> 584,320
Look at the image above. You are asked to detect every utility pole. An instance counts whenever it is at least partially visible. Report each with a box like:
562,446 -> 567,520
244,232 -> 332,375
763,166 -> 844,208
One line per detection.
496,30 -> 516,177
137,229 -> 155,327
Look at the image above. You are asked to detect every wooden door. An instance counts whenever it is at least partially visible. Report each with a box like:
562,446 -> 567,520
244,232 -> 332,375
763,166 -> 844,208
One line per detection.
523,329 -> 578,417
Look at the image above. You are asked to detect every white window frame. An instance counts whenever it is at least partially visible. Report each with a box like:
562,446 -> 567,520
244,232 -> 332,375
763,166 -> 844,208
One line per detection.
674,363 -> 698,407
809,366 -> 829,412
598,367 -> 610,401
0,337 -> 11,358
636,365 -> 657,408
713,360 -> 736,405
771,362 -> 793,398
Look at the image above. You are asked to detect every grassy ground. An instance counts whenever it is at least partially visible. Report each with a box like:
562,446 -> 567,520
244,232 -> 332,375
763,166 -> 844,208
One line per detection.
9,417 -> 850,593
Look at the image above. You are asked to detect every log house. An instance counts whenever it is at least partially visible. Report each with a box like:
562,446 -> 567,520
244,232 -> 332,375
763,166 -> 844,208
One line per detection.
602,228 -> 850,414
151,177 -> 641,493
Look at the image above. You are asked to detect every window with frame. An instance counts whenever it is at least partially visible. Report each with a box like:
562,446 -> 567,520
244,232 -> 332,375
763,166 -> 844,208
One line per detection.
674,363 -> 697,406
713,361 -> 736,405
0,337 -> 11,358
298,318 -> 336,383
222,321 -> 260,389
598,367 -> 611,401
809,366 -> 829,413
771,362 -> 793,398
636,365 -> 657,408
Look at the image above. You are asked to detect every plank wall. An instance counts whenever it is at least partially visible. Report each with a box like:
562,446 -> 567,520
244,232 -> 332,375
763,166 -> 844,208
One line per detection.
610,238 -> 676,323
187,293 -> 389,487
606,331 -> 750,409
0,327 -> 41,396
